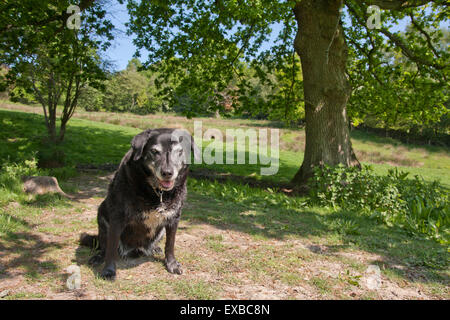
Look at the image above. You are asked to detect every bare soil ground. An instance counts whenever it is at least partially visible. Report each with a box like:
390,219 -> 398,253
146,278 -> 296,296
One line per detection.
0,172 -> 447,300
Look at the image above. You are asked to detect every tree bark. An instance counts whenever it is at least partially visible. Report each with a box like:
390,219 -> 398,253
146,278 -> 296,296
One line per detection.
291,0 -> 360,186
47,117 -> 57,143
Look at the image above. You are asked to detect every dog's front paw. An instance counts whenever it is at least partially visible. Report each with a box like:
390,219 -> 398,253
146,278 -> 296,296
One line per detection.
100,266 -> 116,281
165,259 -> 183,275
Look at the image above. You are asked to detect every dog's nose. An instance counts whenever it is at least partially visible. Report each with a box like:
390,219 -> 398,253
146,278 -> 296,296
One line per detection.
161,169 -> 173,179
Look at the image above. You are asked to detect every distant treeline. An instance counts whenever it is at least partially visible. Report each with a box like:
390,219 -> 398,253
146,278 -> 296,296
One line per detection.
2,45 -> 448,144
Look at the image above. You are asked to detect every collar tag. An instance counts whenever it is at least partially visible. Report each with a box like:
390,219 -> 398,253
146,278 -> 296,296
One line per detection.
151,186 -> 164,203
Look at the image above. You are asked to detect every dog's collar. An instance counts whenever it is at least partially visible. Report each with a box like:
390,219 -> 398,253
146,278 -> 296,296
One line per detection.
151,186 -> 164,202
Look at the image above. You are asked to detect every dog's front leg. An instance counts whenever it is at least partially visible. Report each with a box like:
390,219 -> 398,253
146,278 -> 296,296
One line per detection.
101,221 -> 123,280
164,219 -> 182,275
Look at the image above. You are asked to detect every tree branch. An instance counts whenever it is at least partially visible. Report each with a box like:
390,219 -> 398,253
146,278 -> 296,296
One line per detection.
378,27 -> 445,69
0,0 -> 95,33
29,67 -> 50,129
325,0 -> 344,65
347,1 -> 447,70
361,0 -> 444,10
408,13 -> 441,58
230,24 -> 255,66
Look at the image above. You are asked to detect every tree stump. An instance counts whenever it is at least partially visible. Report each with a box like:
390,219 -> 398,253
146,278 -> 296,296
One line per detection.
22,176 -> 68,197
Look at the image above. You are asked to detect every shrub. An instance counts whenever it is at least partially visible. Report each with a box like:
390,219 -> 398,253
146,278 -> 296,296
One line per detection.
308,164 -> 449,244
0,157 -> 41,206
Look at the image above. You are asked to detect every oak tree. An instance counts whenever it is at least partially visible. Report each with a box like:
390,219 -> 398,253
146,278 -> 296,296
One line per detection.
125,0 -> 448,186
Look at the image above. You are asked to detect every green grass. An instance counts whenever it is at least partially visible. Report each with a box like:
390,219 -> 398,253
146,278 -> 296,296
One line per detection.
4,292 -> 46,300
172,279 -> 218,299
0,105 -> 449,300
186,179 -> 448,273
0,108 -> 140,166
1,105 -> 449,186
311,277 -> 334,295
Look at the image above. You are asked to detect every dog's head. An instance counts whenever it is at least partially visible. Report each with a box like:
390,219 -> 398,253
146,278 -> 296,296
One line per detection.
129,128 -> 200,191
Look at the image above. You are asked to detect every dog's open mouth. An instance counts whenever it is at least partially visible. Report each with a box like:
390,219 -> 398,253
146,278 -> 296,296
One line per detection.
159,179 -> 174,190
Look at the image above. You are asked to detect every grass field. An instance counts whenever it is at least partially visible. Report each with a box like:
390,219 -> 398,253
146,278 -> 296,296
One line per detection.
1,102 -> 449,186
0,102 -> 449,300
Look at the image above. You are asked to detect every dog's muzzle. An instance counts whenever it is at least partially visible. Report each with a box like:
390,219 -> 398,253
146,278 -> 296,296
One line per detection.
159,179 -> 174,190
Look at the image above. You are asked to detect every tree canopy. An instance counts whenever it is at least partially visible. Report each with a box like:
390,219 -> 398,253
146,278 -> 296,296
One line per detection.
125,0 -> 448,112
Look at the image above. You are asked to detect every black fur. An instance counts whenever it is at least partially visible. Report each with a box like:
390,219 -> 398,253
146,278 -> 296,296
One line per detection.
80,128 -> 197,280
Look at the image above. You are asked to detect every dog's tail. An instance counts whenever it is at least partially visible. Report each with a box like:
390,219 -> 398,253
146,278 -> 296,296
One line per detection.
79,233 -> 99,249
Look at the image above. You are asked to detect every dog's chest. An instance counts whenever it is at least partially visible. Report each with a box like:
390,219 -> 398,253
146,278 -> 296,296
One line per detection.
139,203 -> 177,231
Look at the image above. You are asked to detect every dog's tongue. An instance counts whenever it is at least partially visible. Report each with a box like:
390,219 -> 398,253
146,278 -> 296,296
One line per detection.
160,180 -> 174,189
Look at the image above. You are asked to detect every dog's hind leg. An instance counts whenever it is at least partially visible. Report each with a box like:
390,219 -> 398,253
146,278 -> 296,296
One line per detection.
80,233 -> 105,265
143,228 -> 164,256
87,221 -> 107,265
151,228 -> 164,255
79,233 -> 98,248
96,202 -> 109,251
87,202 -> 109,266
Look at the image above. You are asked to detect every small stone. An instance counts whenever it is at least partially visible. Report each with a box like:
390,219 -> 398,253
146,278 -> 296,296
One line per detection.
364,265 -> 381,290
0,290 -> 10,298
65,265 -> 81,290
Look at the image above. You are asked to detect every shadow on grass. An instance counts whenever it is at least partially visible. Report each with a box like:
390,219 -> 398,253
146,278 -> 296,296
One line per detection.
317,211 -> 449,285
73,244 -> 165,279
65,168 -> 447,287
0,230 -> 63,281
63,172 -> 111,202
2,108 -> 448,288
0,108 -> 137,166
0,193 -> 71,282
183,183 -> 449,286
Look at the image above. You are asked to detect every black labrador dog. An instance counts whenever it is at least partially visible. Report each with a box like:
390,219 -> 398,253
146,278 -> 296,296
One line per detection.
80,128 -> 200,280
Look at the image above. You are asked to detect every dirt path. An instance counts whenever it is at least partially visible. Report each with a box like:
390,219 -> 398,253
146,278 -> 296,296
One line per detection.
0,173 -> 446,300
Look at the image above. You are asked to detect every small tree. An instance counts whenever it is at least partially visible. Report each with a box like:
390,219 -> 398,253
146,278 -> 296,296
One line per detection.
0,0 -> 113,144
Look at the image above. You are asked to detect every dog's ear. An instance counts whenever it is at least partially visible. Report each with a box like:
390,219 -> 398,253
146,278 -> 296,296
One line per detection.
131,129 -> 154,161
172,129 -> 201,164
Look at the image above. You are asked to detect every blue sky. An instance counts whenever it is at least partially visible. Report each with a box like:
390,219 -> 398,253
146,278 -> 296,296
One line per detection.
104,1 -> 448,72
102,1 -> 285,71
103,1 -> 136,71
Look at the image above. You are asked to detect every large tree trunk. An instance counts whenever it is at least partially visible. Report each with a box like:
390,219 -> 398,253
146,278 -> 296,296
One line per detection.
291,0 -> 360,186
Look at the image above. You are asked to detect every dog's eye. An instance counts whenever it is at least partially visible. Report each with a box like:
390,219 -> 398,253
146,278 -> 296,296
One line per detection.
151,148 -> 160,155
178,149 -> 183,156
